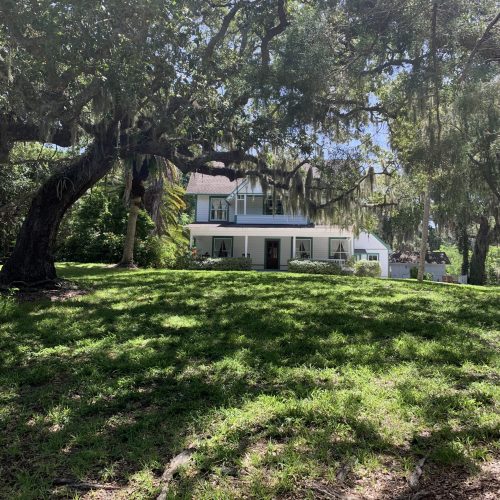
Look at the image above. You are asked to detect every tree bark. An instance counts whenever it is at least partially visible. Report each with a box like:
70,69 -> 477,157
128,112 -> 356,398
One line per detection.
458,224 -> 469,277
117,157 -> 149,267
119,197 -> 142,267
417,182 -> 431,282
469,216 -> 490,285
0,138 -> 117,286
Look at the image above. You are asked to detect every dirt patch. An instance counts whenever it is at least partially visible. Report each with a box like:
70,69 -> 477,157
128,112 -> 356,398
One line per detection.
48,459 -> 500,499
402,460 -> 500,500
4,280 -> 89,302
288,459 -> 500,500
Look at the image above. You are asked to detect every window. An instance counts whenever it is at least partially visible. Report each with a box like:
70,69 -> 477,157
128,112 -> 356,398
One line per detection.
264,196 -> 283,215
210,197 -> 228,221
236,194 -> 245,214
368,253 -> 379,261
295,238 -> 312,259
212,237 -> 233,257
329,239 -> 349,260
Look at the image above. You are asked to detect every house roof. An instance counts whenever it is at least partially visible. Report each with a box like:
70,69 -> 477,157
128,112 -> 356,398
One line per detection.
186,172 -> 239,195
390,251 -> 450,265
187,164 -> 316,195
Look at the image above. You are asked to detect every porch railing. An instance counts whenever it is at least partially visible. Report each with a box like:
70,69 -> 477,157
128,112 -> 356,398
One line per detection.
235,214 -> 309,225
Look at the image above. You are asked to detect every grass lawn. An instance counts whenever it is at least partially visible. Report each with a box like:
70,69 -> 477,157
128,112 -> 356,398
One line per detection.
0,264 -> 499,499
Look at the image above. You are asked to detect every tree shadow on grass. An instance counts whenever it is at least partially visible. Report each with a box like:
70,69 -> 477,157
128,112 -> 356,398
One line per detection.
0,267 -> 498,498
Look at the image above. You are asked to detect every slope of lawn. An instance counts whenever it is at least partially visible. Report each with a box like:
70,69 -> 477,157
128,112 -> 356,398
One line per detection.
0,264 -> 499,499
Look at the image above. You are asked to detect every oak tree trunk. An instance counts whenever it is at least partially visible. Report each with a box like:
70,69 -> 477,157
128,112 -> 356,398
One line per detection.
417,182 -> 431,282
469,216 -> 490,285
0,139 -> 117,286
459,224 -> 470,277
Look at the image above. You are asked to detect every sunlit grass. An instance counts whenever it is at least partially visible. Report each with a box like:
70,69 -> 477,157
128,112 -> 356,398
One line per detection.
0,263 -> 498,498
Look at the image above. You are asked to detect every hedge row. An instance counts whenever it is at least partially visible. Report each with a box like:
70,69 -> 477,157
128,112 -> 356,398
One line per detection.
287,259 -> 346,275
288,259 -> 381,277
186,257 -> 252,271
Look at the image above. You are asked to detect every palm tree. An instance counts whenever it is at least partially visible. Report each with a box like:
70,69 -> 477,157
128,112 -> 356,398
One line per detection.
118,156 -> 186,267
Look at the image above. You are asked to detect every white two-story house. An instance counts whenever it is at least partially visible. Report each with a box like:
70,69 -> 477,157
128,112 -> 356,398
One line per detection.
186,173 -> 391,276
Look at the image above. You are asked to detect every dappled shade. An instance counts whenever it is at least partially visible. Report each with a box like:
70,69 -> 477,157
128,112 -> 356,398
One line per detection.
0,265 -> 499,497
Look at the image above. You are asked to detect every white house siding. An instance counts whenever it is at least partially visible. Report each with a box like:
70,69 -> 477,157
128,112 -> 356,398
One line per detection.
309,237 -> 354,261
195,195 -> 210,222
194,235 -> 291,269
353,233 -> 390,278
228,201 -> 235,222
189,226 -> 390,275
390,263 -> 446,281
234,236 -> 291,270
192,193 -> 264,221
311,237 -> 329,260
193,235 -> 356,271
195,195 -> 236,222
192,235 -> 212,257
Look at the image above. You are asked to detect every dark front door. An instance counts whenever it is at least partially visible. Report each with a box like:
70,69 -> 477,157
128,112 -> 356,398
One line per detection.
265,239 -> 280,269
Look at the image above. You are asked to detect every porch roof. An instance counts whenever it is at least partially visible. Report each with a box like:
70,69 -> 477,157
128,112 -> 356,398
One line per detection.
188,223 -> 353,238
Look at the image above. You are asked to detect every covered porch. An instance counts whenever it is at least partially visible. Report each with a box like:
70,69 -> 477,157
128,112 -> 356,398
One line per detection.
188,225 -> 353,270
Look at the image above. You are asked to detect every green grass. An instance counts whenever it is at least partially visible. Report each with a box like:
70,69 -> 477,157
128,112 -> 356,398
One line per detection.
0,264 -> 499,498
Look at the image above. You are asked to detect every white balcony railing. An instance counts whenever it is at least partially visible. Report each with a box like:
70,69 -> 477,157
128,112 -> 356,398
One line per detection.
235,214 -> 309,225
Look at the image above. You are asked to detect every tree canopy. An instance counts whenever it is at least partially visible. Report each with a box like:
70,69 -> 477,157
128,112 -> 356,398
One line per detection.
0,0 -> 499,284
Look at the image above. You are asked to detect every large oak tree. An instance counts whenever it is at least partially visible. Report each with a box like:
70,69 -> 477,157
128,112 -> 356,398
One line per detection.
0,0 -> 399,285
2,0 -> 496,285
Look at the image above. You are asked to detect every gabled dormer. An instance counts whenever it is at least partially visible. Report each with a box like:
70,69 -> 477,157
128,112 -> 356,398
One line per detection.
186,174 -> 310,225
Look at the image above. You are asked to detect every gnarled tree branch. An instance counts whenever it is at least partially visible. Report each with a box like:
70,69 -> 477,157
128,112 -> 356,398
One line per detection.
261,0 -> 288,68
204,3 -> 242,62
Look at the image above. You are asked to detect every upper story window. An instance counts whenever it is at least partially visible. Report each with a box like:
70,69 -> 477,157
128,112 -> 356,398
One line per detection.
236,194 -> 245,214
264,196 -> 283,215
295,238 -> 312,259
329,239 -> 349,260
210,197 -> 228,221
368,253 -> 379,261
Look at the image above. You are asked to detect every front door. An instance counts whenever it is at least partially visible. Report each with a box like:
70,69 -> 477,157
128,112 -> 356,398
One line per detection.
265,239 -> 280,270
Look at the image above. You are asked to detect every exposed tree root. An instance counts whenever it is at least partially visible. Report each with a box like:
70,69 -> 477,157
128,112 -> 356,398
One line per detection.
408,457 -> 427,490
114,262 -> 138,269
1,279 -> 87,301
157,448 -> 196,500
52,478 -> 120,491
4,279 -> 62,290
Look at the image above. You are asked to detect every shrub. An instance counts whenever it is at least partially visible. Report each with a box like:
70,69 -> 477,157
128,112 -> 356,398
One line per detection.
57,186 -> 154,263
57,183 -> 188,268
180,256 -> 252,271
354,260 -> 381,278
409,267 -> 433,280
287,259 -> 343,275
135,236 -> 182,268
342,267 -> 355,276
485,246 -> 499,285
